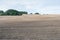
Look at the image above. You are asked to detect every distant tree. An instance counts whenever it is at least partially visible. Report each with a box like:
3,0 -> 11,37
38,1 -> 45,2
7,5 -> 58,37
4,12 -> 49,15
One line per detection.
4,9 -> 28,16
35,13 -> 39,14
5,9 -> 19,15
18,11 -> 28,15
0,10 -> 4,15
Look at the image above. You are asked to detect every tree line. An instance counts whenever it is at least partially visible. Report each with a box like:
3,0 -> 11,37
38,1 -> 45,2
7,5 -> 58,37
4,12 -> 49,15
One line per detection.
0,9 -> 28,16
0,9 -> 40,16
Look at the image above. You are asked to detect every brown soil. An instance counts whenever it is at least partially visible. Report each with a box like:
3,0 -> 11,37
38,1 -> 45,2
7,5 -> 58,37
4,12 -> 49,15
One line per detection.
0,15 -> 60,40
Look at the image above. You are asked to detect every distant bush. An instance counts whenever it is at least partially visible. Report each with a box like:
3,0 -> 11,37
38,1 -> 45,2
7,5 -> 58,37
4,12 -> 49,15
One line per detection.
18,11 -> 27,15
35,13 -> 39,14
30,13 -> 33,14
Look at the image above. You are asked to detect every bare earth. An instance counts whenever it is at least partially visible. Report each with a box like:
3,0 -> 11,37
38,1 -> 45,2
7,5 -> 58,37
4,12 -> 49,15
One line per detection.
0,15 -> 60,40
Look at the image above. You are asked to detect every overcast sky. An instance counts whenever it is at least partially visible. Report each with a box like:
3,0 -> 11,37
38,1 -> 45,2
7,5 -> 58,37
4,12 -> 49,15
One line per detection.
0,0 -> 60,14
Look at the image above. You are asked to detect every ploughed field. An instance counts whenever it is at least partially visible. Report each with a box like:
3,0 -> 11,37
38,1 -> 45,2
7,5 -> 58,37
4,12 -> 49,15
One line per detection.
0,15 -> 60,40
